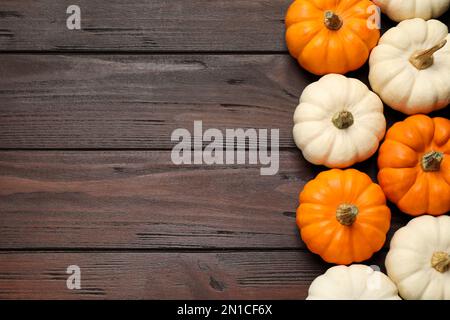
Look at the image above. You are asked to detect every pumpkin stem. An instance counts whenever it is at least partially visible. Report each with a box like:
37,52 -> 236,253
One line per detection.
336,204 -> 358,226
409,39 -> 447,70
421,151 -> 444,172
431,251 -> 450,273
324,11 -> 343,31
332,111 -> 354,129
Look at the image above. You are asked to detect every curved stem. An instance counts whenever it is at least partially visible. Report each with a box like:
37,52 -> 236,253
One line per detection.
422,151 -> 443,172
324,11 -> 343,31
409,39 -> 447,70
336,204 -> 358,226
332,111 -> 354,129
431,251 -> 450,273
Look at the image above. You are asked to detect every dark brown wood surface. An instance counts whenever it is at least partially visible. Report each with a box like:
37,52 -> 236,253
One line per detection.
0,0 -> 289,52
0,150 -> 410,249
0,54 -> 310,149
0,250 -> 388,299
0,1 -> 448,299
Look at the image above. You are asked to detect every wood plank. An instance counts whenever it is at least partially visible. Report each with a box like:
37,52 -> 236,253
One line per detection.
0,0 -> 289,52
0,54 -> 307,149
2,54 -> 448,149
0,250 -> 387,299
1,1 -> 448,53
0,150 -> 410,249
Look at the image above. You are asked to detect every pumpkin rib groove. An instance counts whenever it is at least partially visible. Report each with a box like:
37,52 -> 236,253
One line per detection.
302,223 -> 339,255
379,68 -> 412,103
372,59 -> 406,87
394,265 -> 425,285
305,0 -> 322,11
302,128 -> 338,165
427,71 -> 449,109
286,23 -> 323,58
357,222 -> 386,251
350,227 -> 378,261
348,229 -> 355,264
308,122 -> 334,144
349,90 -> 379,112
352,126 -> 380,157
300,29 -> 330,74
410,117 -> 431,152
356,205 -> 391,220
385,141 -> 420,160
397,171 -> 429,214
322,129 -> 338,163
340,0 -> 364,12
344,17 -> 375,36
297,205 -> 335,226
411,270 -> 434,299
354,221 -> 388,241
341,26 -> 370,64
342,131 -> 359,165
337,27 -> 369,71
338,37 -> 352,83
378,168 -> 419,202
316,225 -> 347,262
294,120 -> 330,147
350,176 -> 377,203
300,221 -> 336,237
401,70 -> 419,111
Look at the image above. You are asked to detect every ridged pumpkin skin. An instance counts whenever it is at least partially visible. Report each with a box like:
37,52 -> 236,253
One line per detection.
285,0 -> 380,75
373,0 -> 450,22
378,115 -> 450,216
297,169 -> 391,264
308,265 -> 401,300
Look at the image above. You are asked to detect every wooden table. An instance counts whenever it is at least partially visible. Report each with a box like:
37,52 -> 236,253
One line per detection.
0,1 -> 448,299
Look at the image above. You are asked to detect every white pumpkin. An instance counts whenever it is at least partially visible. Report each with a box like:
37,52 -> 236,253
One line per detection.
369,19 -> 450,115
386,215 -> 450,300
293,74 -> 386,168
373,0 -> 450,22
307,265 -> 401,300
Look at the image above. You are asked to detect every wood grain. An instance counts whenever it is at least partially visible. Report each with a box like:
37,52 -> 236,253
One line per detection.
2,0 -> 447,53
1,54 -> 448,149
0,250 -> 387,299
0,0 -> 289,52
0,54 -> 305,149
0,150 -> 410,249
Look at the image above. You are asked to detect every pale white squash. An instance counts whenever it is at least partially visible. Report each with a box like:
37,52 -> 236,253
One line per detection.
369,18 -> 450,115
373,0 -> 450,22
386,215 -> 450,300
307,265 -> 401,300
293,74 -> 386,168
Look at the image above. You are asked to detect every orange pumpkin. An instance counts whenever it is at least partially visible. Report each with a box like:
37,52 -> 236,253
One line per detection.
285,0 -> 380,75
378,115 -> 450,216
297,169 -> 390,264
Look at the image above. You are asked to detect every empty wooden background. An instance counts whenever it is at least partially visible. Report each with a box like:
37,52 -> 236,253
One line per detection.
0,1 -> 448,299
